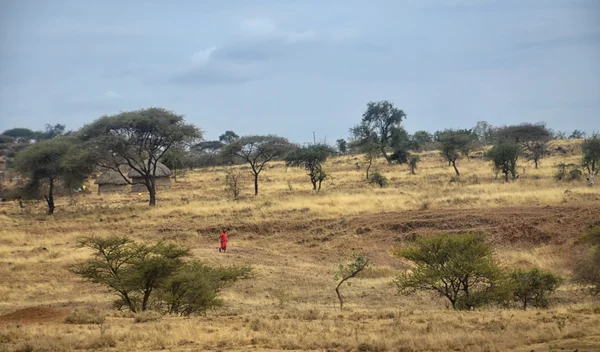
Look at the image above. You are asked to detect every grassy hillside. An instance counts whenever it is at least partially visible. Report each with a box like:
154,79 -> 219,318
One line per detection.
1,144 -> 599,352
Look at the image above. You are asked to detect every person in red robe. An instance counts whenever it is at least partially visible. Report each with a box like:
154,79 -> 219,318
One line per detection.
219,230 -> 228,253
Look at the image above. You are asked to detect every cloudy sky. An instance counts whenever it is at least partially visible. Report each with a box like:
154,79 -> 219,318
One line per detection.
0,0 -> 598,143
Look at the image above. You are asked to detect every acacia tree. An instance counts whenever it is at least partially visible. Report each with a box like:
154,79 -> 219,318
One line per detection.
14,136 -> 94,214
582,134 -> 600,186
394,233 -> 504,310
351,100 -> 407,164
485,143 -> 521,182
285,143 -> 336,191
334,252 -> 370,310
336,139 -> 347,154
71,236 -> 251,314
437,130 -> 474,176
219,130 -> 239,144
223,135 -> 292,195
80,108 -> 201,206
495,124 -> 551,169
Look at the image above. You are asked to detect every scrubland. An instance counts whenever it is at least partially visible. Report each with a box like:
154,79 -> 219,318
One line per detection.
1,141 -> 600,352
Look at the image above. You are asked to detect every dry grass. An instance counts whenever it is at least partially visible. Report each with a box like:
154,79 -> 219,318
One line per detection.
1,145 -> 600,351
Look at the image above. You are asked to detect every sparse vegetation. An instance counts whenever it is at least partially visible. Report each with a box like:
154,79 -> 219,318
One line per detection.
368,170 -> 388,187
334,252 -> 370,310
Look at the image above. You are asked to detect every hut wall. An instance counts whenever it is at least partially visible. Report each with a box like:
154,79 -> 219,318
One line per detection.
131,176 -> 171,193
98,184 -> 129,194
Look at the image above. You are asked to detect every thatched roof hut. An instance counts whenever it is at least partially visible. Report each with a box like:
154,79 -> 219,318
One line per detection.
128,162 -> 172,193
95,170 -> 130,194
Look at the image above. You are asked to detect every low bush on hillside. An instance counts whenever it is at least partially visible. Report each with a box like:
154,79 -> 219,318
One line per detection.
71,236 -> 252,316
394,233 -> 562,310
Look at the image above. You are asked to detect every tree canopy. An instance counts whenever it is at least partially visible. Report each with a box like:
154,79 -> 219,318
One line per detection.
351,100 -> 407,164
285,143 -> 336,191
223,135 -> 293,195
14,136 -> 94,214
80,107 -> 202,206
485,142 -> 521,181
582,134 -> 600,185
494,123 -> 551,168
437,129 -> 476,176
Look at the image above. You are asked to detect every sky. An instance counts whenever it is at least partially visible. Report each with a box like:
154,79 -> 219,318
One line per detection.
0,0 -> 599,143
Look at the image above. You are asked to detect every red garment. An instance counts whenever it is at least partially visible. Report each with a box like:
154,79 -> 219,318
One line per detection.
219,232 -> 228,249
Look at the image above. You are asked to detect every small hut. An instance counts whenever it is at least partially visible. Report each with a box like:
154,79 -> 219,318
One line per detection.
128,162 -> 172,193
95,170 -> 130,194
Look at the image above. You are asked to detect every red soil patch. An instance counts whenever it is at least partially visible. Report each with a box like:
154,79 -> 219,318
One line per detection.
0,307 -> 70,324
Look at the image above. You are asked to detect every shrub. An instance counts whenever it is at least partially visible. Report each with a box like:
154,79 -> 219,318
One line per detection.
71,236 -> 252,315
394,233 -> 503,310
509,268 -> 562,310
369,171 -> 388,188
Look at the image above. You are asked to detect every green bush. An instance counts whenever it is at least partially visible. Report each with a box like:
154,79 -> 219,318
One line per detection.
509,268 -> 562,310
394,233 -> 503,310
71,236 -> 252,315
369,171 -> 388,188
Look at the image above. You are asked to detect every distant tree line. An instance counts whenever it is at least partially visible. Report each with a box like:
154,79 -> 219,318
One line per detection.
1,102 -> 598,213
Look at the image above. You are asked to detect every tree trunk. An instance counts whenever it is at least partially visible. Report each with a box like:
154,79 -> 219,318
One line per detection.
45,178 -> 55,215
335,281 -> 345,311
452,160 -> 460,176
173,167 -> 177,182
504,171 -> 509,182
410,165 -> 416,175
534,159 -> 539,169
253,173 -> 259,195
147,179 -> 156,206
142,288 -> 153,311
366,158 -> 373,180
381,146 -> 392,164
318,179 -> 323,191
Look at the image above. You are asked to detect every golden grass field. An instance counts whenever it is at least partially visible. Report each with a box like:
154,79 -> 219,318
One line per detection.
1,140 -> 600,352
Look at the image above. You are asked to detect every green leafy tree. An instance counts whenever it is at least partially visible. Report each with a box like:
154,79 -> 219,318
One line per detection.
485,143 -> 521,182
494,123 -> 551,169
368,170 -> 388,187
411,130 -> 433,151
334,252 -> 370,310
351,100 -> 407,164
80,107 -> 202,206
336,139 -> 347,154
219,130 -> 239,144
223,135 -> 293,195
285,143 -> 336,191
570,130 -> 586,139
2,128 -> 38,142
582,134 -> 600,186
38,124 -> 68,140
394,233 -> 503,310
71,236 -> 250,314
509,268 -> 562,310
14,136 -> 94,214
437,130 -> 475,176
409,155 -> 421,175
472,121 -> 494,145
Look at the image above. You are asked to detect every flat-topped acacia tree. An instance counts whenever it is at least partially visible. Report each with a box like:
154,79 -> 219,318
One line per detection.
223,135 -> 293,196
80,107 -> 202,206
